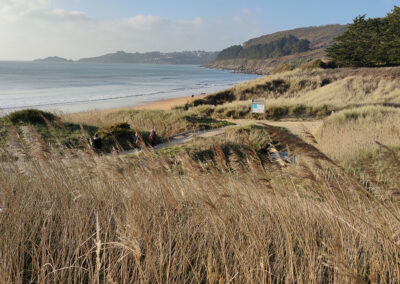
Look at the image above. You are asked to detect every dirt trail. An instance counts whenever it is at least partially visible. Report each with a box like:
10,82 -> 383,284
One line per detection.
187,119 -> 323,140
226,119 -> 323,138
122,119 -> 322,156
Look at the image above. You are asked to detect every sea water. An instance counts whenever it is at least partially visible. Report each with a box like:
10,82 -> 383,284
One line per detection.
0,61 -> 259,113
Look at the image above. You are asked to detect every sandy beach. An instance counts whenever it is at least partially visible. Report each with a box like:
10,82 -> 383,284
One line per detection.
133,94 -> 206,110
60,93 -> 208,125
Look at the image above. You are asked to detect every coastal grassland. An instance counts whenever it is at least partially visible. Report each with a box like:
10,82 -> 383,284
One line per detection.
61,108 -> 232,137
0,109 -> 233,153
185,67 -> 400,120
2,66 -> 400,282
1,122 -> 400,282
315,106 -> 400,161
191,100 -> 332,120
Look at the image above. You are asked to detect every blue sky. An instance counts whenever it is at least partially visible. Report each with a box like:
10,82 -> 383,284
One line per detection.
0,0 -> 398,60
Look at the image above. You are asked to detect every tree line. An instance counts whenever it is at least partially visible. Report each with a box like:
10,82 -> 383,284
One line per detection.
217,35 -> 310,60
327,6 -> 400,67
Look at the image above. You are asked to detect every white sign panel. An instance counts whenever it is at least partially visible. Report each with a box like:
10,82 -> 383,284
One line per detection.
252,99 -> 265,114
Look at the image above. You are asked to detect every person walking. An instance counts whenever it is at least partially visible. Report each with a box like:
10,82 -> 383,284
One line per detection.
92,133 -> 102,153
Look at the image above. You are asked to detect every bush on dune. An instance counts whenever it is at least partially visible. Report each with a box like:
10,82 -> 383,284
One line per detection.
8,109 -> 58,125
97,122 -> 166,152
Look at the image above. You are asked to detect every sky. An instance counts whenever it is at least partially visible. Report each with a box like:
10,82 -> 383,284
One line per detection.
0,0 -> 398,60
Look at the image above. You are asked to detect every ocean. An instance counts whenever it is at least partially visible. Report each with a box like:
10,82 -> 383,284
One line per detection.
0,62 -> 259,113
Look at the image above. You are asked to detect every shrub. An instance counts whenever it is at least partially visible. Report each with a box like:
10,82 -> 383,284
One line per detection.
192,90 -> 236,107
289,104 -> 307,116
265,106 -> 289,120
98,122 -> 137,152
8,109 -> 57,125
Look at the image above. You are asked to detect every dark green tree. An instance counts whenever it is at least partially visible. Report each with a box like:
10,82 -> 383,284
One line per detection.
327,6 -> 400,67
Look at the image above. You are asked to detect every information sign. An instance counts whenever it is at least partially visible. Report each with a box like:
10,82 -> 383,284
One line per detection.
251,99 -> 266,114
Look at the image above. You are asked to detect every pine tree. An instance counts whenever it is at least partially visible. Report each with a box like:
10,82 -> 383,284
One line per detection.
327,6 -> 400,67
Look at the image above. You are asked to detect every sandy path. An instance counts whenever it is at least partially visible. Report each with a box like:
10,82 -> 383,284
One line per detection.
226,119 -> 323,138
122,119 -> 322,156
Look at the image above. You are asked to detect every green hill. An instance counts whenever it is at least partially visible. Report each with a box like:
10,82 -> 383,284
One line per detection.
244,24 -> 346,49
207,24 -> 347,74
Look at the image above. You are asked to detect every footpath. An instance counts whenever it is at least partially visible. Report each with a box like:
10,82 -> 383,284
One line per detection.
121,119 -> 322,156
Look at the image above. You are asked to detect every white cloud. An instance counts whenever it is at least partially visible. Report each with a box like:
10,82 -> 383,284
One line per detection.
49,8 -> 90,21
125,15 -> 163,30
0,2 -> 259,60
0,0 -> 49,19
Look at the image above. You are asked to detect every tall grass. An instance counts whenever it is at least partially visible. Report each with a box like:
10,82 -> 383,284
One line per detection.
1,123 -> 400,282
61,109 -> 230,137
186,67 -> 400,116
316,106 -> 400,161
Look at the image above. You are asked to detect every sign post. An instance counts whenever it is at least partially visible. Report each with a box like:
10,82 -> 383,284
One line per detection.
251,99 -> 266,117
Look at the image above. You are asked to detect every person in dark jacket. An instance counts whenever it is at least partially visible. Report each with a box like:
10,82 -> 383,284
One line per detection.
149,129 -> 157,147
92,133 -> 102,152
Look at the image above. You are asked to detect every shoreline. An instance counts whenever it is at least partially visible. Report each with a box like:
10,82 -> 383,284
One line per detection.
60,94 -> 207,120
130,94 -> 206,110
0,62 -> 260,115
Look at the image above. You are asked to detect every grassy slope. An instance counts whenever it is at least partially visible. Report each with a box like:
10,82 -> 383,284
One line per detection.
183,67 -> 400,120
244,25 -> 346,49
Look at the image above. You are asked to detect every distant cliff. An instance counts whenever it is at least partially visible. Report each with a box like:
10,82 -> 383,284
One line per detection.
77,51 -> 219,65
34,56 -> 73,63
206,24 -> 347,74
33,51 -> 219,65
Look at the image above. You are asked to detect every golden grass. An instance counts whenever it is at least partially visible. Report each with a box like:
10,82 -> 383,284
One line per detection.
1,123 -> 400,282
61,109 -> 213,137
207,67 -> 400,110
2,67 -> 400,282
315,106 -> 400,161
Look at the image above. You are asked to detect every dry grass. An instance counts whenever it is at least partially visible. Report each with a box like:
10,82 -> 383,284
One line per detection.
191,67 -> 400,114
61,109 -> 229,137
2,67 -> 400,282
192,100 -> 332,120
315,106 -> 400,161
1,123 -> 400,283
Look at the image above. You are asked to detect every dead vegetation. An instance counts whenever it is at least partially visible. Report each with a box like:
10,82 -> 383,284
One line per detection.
1,122 -> 400,282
